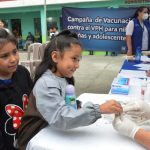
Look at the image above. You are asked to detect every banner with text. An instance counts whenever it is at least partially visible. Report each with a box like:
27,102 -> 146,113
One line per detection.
62,7 -> 135,52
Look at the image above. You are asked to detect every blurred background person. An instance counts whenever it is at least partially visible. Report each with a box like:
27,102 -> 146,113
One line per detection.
126,6 -> 150,56
49,25 -> 59,40
24,32 -> 34,50
0,19 -> 9,32
0,19 -> 5,28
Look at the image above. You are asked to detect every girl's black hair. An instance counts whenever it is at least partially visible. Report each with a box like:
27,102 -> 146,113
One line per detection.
0,28 -> 17,49
33,29 -> 82,86
134,6 -> 149,18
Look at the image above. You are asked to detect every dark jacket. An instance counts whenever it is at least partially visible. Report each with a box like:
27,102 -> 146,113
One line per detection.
0,65 -> 32,150
26,34 -> 34,43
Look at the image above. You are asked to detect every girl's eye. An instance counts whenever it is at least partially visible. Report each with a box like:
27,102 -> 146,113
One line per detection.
0,54 -> 9,58
72,57 -> 79,62
72,56 -> 82,62
72,57 -> 77,60
12,49 -> 18,55
0,49 -> 18,59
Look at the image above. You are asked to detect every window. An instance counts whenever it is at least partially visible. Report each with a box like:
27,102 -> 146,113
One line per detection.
34,18 -> 42,43
11,19 -> 22,38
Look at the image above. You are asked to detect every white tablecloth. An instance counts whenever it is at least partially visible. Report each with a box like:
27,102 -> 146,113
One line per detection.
26,94 -> 149,150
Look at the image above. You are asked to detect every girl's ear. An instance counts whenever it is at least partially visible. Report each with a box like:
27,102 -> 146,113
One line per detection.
51,51 -> 60,63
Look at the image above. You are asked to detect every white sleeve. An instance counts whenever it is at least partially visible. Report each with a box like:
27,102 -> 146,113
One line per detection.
126,20 -> 134,36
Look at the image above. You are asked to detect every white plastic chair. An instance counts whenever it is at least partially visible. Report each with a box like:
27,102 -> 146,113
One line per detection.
20,43 -> 42,78
38,43 -> 47,60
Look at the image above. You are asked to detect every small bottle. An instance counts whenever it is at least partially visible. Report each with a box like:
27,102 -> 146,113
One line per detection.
141,79 -> 147,100
65,84 -> 77,109
135,47 -> 142,63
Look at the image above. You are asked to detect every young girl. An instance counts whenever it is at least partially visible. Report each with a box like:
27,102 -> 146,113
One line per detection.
18,30 -> 122,150
0,28 -> 32,150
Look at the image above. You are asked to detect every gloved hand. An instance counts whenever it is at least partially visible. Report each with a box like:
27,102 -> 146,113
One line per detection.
123,100 -> 150,119
113,115 -> 140,139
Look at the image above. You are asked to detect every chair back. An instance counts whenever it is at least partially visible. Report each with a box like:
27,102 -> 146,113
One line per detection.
38,43 -> 47,60
27,43 -> 42,60
20,43 -> 43,79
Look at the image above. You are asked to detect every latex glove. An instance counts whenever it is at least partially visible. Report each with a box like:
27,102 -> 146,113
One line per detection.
123,100 -> 150,119
113,115 -> 140,139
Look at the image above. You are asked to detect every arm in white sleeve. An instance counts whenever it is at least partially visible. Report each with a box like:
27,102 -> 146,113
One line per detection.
126,20 -> 134,55
126,20 -> 134,36
33,77 -> 101,130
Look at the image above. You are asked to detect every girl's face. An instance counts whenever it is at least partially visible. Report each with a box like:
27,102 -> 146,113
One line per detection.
0,42 -> 19,78
53,44 -> 82,78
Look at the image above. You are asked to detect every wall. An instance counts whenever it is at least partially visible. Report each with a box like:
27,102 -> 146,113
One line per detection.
0,11 -> 40,39
0,0 -> 111,8
21,12 -> 40,39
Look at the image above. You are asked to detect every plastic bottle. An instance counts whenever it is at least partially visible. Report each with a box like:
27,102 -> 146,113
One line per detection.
135,47 -> 142,63
141,79 -> 147,100
65,84 -> 77,109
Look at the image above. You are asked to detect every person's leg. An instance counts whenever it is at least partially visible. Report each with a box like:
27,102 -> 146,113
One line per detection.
89,50 -> 94,55
105,51 -> 108,56
111,52 -> 117,56
24,41 -> 28,50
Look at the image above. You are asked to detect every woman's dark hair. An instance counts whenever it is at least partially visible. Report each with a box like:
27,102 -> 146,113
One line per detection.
0,28 -> 17,49
50,25 -> 58,30
134,6 -> 149,18
33,29 -> 82,86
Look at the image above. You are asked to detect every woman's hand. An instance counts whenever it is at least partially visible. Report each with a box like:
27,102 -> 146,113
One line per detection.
100,100 -> 123,115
